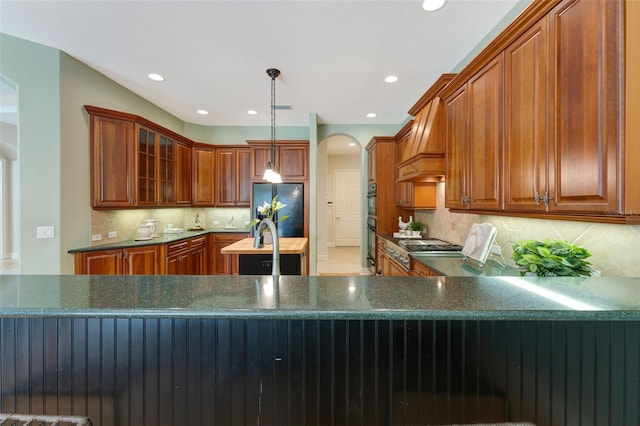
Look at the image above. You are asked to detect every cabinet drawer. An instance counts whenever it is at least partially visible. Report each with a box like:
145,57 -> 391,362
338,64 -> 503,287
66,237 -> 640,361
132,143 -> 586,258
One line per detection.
167,239 -> 190,256
190,236 -> 207,248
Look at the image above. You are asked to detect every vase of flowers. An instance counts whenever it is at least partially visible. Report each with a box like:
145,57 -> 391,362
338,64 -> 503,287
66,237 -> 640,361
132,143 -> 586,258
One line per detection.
249,195 -> 289,244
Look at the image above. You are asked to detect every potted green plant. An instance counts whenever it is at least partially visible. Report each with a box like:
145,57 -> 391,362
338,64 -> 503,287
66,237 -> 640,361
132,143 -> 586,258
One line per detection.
512,239 -> 597,277
408,219 -> 424,236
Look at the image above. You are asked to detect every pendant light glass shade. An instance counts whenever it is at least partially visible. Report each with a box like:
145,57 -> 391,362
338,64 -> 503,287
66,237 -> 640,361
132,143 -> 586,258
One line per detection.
422,0 -> 446,12
264,68 -> 282,183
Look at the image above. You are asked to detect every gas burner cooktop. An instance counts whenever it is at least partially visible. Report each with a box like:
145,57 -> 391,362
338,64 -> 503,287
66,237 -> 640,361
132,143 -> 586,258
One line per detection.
397,238 -> 463,253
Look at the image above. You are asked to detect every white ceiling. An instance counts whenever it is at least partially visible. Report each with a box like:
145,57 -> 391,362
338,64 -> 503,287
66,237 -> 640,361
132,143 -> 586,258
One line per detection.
0,0 -> 523,131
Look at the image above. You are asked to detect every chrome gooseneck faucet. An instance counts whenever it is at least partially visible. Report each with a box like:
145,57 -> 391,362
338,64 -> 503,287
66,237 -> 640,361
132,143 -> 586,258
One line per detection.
253,218 -> 280,276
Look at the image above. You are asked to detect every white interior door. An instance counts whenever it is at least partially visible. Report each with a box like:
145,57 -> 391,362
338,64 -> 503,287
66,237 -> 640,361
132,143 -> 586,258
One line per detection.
334,169 -> 361,246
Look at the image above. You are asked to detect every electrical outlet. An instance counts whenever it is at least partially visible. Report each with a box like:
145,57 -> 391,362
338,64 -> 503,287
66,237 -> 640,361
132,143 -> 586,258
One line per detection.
91,233 -> 102,241
36,226 -> 55,239
213,220 -> 220,226
491,244 -> 502,255
108,231 -> 117,239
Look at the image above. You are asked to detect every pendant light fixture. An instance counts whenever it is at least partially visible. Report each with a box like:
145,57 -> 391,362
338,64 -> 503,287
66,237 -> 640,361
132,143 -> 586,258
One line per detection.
263,68 -> 283,183
422,0 -> 446,12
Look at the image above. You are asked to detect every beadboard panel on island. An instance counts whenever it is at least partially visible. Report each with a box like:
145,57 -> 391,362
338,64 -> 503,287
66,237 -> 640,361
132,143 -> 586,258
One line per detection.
1,275 -> 639,426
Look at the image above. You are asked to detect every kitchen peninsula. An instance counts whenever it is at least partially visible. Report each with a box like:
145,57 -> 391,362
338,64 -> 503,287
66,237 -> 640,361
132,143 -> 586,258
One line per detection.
1,275 -> 638,426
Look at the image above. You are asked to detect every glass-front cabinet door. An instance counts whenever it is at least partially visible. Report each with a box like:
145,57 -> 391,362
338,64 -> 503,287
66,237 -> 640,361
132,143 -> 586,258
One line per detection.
158,135 -> 175,205
137,125 -> 157,206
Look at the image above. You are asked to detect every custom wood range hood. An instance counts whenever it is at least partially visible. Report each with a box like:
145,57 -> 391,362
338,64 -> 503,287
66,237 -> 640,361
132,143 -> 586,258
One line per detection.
397,74 -> 455,182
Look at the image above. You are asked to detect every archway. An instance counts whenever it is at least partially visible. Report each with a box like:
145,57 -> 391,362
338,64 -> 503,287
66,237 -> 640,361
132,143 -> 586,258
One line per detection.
316,134 -> 364,275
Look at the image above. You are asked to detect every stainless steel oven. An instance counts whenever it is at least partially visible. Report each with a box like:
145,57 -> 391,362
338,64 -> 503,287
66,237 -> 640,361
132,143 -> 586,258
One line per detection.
366,183 -> 376,216
366,216 -> 376,272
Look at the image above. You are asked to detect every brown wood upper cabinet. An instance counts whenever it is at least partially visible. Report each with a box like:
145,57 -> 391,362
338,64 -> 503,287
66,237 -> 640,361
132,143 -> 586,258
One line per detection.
86,105 -> 192,209
247,140 -> 309,181
506,1 -> 621,214
192,144 -> 216,206
441,0 -> 639,223
88,112 -> 136,208
175,141 -> 192,205
444,54 -> 504,211
215,147 -> 250,206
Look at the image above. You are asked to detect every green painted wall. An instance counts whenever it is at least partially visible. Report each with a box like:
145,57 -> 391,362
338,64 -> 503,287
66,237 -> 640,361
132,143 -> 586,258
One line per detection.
184,123 -> 309,145
1,33 -> 199,273
1,34 -> 61,274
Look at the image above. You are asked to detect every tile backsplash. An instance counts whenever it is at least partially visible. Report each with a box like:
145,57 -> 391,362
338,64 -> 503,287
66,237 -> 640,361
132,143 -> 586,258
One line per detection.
415,183 -> 640,277
90,207 -> 251,245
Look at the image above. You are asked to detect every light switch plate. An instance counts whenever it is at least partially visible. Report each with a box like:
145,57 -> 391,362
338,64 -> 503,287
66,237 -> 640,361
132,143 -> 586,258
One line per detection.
108,231 -> 117,238
91,233 -> 102,241
36,226 -> 55,239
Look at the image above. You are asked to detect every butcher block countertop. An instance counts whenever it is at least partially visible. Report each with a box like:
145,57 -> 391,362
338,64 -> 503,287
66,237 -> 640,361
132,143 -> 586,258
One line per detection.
220,237 -> 308,255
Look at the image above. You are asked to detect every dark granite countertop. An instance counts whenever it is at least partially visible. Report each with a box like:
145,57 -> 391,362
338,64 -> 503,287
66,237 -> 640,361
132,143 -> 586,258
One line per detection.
68,228 -> 251,253
1,275 -> 639,321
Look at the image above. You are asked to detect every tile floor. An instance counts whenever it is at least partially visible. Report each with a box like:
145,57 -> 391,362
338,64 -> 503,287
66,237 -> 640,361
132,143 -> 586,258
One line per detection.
316,246 -> 362,275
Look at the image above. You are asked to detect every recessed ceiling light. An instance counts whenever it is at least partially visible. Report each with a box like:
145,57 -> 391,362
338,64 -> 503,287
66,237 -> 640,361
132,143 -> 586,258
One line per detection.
348,142 -> 356,147
367,113 -> 377,118
422,0 -> 446,12
384,75 -> 399,83
247,110 -> 258,115
197,109 -> 208,115
148,73 -> 164,81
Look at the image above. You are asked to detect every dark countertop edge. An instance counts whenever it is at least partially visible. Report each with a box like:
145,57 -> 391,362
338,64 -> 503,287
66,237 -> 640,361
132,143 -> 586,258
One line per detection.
3,309 -> 639,321
68,229 -> 251,253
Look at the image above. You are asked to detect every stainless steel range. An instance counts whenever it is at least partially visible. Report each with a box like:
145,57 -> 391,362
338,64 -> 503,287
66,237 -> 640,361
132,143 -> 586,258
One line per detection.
384,238 -> 462,272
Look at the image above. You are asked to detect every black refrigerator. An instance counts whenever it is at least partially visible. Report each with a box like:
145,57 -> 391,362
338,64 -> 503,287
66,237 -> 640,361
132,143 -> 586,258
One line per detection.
252,183 -> 304,237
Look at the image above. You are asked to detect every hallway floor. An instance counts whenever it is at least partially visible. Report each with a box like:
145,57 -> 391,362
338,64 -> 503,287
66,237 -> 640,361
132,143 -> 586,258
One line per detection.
316,246 -> 363,276
0,259 -> 19,274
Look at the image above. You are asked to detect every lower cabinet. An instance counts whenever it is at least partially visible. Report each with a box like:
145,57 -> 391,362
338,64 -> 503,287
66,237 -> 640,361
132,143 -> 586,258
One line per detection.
74,233 -> 248,276
383,255 -> 411,276
166,235 -> 208,275
210,233 -> 250,275
189,236 -> 208,275
74,245 -> 163,275
412,260 -> 441,277
378,251 -> 410,277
